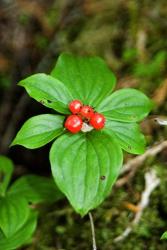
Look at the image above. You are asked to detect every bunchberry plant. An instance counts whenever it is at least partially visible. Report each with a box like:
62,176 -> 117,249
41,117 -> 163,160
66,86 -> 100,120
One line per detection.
0,155 -> 62,250
12,53 -> 153,216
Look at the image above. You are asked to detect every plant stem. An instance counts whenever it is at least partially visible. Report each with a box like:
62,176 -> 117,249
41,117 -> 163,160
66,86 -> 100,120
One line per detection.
89,212 -> 97,250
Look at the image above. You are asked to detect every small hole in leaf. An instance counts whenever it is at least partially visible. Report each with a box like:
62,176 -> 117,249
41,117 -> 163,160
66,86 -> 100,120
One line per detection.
47,100 -> 52,104
100,175 -> 106,180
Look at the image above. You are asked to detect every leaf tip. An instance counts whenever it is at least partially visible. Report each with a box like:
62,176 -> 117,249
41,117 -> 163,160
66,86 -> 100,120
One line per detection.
18,79 -> 25,87
161,232 -> 167,240
10,140 -> 17,148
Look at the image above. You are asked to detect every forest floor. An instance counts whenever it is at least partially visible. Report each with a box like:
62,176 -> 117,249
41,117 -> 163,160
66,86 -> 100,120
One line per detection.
0,0 -> 167,249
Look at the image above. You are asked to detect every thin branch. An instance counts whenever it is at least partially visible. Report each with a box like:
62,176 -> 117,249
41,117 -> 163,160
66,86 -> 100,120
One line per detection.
89,212 -> 97,250
116,140 -> 167,187
115,166 -> 138,187
120,140 -> 167,175
114,169 -> 160,242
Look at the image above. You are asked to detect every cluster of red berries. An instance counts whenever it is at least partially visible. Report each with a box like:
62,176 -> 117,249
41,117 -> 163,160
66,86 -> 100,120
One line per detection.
64,100 -> 105,134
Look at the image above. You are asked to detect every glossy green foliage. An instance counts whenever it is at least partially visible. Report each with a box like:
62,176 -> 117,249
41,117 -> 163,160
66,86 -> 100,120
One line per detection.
97,88 -> 153,122
0,156 -> 62,249
105,120 -> 146,154
161,231 -> 167,240
11,114 -> 65,149
0,196 -> 30,237
51,53 -> 116,107
50,131 -> 122,216
0,211 -> 37,250
9,174 -> 63,203
0,156 -> 13,196
19,73 -> 72,114
12,53 -> 153,215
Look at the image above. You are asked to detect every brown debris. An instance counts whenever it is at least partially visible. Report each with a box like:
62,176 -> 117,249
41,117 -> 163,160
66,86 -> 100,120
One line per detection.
152,79 -> 167,107
123,202 -> 140,213
0,54 -> 10,72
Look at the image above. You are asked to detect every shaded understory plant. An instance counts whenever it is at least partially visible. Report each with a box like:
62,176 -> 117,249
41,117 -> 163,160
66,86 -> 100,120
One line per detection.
161,232 -> 167,241
0,155 -> 62,250
12,53 -> 153,217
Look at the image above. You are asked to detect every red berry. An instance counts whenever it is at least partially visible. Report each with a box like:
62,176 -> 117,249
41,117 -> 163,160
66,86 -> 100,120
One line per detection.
90,113 -> 105,130
69,100 -> 82,114
65,115 -> 83,133
80,105 -> 94,119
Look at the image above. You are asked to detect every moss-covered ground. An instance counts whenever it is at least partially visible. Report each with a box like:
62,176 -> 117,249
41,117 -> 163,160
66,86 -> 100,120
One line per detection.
0,0 -> 167,249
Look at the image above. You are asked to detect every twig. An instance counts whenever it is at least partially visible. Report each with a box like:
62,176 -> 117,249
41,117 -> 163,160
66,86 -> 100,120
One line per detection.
120,140 -> 167,175
116,140 -> 167,187
115,167 -> 138,187
114,169 -> 160,242
89,212 -> 97,250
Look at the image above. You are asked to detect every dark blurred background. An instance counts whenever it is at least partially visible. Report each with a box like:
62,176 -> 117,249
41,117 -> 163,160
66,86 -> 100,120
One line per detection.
0,0 -> 167,249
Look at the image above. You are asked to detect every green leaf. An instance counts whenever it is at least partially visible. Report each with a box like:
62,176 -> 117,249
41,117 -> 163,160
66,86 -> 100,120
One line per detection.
50,131 -> 123,216
0,156 -> 14,196
19,73 -> 73,114
0,196 -> 30,237
51,53 -> 116,107
11,114 -> 65,149
105,120 -> 146,154
0,211 -> 37,250
161,231 -> 167,240
8,175 -> 63,203
97,88 -> 153,122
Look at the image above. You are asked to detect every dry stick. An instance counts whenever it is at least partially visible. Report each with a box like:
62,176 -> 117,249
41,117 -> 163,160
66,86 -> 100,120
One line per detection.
116,166 -> 138,187
114,169 -> 160,242
89,212 -> 97,250
120,140 -> 167,175
113,142 -> 167,241
116,140 -> 167,187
